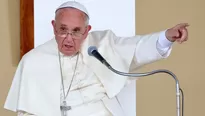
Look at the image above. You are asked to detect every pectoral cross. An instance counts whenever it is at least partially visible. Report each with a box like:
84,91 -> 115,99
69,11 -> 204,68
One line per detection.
60,101 -> 71,116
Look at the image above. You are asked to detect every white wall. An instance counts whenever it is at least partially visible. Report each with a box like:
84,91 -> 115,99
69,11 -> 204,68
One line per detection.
34,0 -> 136,115
34,0 -> 135,46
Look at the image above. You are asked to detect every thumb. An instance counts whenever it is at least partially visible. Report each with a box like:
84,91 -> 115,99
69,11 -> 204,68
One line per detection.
173,29 -> 180,38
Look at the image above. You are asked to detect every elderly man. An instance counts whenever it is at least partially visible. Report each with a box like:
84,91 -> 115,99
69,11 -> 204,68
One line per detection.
4,1 -> 189,116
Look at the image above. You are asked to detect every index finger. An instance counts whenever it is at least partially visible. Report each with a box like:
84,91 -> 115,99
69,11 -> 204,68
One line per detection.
175,23 -> 189,29
180,27 -> 188,42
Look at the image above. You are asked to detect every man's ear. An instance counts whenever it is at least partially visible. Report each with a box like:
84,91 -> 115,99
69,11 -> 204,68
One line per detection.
87,25 -> 92,32
51,20 -> 55,27
83,25 -> 92,40
51,20 -> 56,34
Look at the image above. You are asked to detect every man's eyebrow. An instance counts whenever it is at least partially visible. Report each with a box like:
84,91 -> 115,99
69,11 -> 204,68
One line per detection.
58,25 -> 82,31
72,27 -> 81,31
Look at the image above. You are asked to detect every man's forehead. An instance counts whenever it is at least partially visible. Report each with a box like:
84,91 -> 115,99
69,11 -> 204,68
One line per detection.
57,8 -> 85,16
59,24 -> 81,28
55,8 -> 86,23
57,23 -> 85,30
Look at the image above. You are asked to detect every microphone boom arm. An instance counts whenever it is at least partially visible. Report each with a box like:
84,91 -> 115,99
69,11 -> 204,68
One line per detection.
87,46 -> 182,116
106,65 -> 181,116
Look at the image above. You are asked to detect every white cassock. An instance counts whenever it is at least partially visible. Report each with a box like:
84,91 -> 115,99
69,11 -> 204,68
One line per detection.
4,30 -> 172,116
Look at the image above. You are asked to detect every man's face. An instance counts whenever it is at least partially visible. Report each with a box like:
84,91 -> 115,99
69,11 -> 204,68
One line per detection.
52,8 -> 91,56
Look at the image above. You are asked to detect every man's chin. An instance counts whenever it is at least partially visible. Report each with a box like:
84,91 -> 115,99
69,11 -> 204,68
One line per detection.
62,51 -> 77,56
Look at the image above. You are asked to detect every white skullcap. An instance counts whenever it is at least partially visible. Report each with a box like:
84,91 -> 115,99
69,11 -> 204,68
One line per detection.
56,1 -> 89,19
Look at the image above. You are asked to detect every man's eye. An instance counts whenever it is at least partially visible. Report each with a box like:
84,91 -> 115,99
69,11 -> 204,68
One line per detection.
60,27 -> 67,31
73,28 -> 81,32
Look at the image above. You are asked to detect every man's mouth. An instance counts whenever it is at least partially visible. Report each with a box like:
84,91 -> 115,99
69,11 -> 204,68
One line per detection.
65,45 -> 73,48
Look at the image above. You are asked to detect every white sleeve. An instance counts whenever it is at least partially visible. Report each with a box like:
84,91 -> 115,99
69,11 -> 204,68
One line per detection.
156,30 -> 173,56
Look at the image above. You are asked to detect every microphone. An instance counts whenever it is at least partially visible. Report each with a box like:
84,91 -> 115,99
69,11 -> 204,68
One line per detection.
88,46 -> 111,68
87,46 -> 183,116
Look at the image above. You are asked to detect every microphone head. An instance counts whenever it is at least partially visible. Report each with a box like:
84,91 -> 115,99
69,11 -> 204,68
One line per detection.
88,46 -> 97,56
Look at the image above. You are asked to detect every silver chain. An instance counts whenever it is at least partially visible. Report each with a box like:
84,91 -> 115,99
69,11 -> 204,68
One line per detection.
58,51 -> 79,101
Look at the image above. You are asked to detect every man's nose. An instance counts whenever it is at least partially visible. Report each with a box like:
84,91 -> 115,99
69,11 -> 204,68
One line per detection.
65,33 -> 74,42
